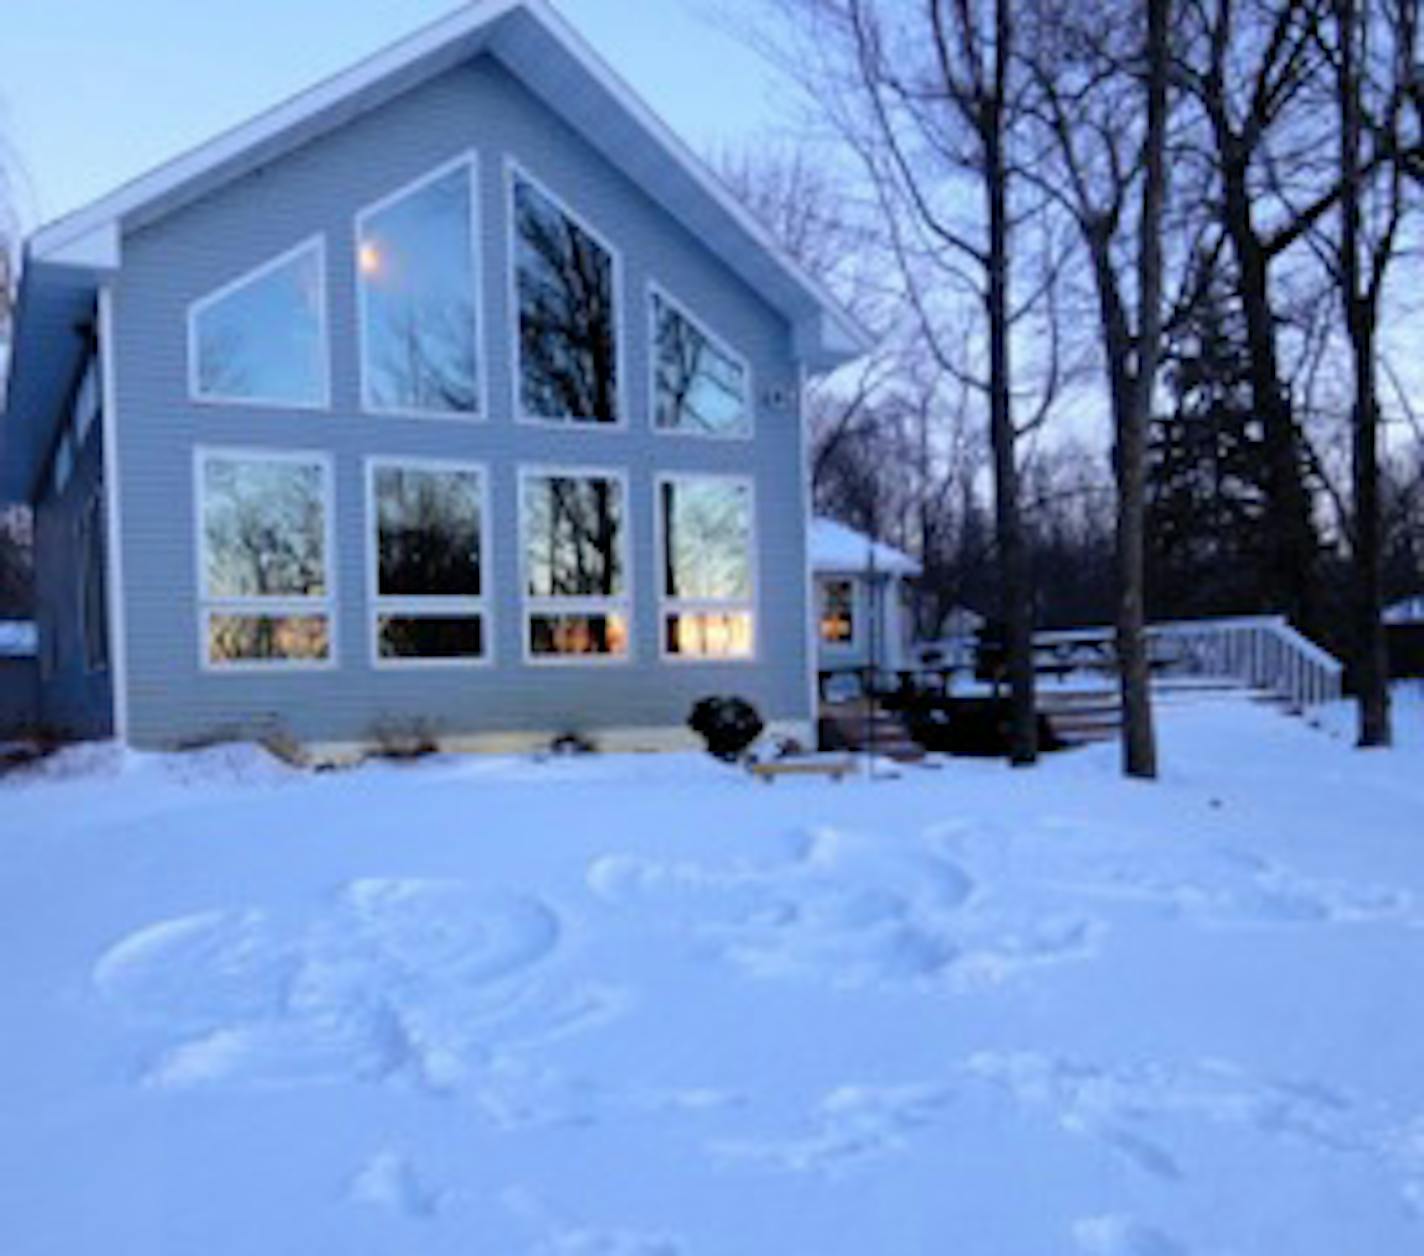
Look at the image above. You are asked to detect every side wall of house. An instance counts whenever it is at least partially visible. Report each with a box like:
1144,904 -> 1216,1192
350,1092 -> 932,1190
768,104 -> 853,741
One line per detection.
33,425 -> 113,739
0,658 -> 38,737
110,56 -> 812,751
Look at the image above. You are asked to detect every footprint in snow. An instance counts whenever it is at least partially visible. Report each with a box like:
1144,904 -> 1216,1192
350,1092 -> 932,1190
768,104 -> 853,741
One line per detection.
348,1150 -> 442,1219
504,1187 -> 685,1255
93,880 -> 620,1111
590,825 -> 1095,993
1073,1215 -> 1189,1256
712,1082 -> 958,1175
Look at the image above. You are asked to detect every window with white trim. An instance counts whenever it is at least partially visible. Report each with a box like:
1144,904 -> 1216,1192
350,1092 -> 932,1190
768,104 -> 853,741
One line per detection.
521,470 -> 629,659
651,290 -> 750,438
52,431 -> 74,497
512,171 -> 619,425
820,578 -> 856,646
198,450 -> 332,666
659,475 -> 756,660
370,461 -> 488,663
190,239 -> 328,408
357,159 -> 481,416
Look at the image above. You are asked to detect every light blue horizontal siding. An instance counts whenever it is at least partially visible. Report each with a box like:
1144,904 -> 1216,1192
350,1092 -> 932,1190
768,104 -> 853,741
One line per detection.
112,56 -> 811,749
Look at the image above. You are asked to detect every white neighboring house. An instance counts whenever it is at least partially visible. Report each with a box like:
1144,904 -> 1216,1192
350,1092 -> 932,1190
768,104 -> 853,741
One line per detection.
1385,597 -> 1424,625
0,621 -> 37,657
811,519 -> 921,677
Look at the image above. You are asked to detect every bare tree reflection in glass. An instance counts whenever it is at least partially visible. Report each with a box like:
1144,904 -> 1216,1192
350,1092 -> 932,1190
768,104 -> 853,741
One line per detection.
661,477 -> 755,659
524,473 -> 626,656
360,167 -> 480,414
514,176 -> 618,424
375,467 -> 482,597
202,457 -> 328,661
193,245 -> 325,406
652,294 -> 749,437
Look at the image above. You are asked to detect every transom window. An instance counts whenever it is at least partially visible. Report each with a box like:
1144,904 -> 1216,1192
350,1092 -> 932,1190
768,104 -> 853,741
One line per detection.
651,289 -> 751,438
189,239 -> 328,408
369,460 -> 489,664
357,158 -> 481,416
511,168 -> 620,426
521,469 -> 629,661
197,449 -> 333,667
658,474 -> 756,661
820,578 -> 856,646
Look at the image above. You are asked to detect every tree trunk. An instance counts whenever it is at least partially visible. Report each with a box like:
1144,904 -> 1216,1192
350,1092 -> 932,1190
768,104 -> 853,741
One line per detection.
987,0 -> 1037,767
1339,0 -> 1392,747
1117,0 -> 1169,781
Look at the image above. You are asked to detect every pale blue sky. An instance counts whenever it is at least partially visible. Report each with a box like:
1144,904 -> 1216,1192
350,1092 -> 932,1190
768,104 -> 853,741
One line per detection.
1,0 -> 783,230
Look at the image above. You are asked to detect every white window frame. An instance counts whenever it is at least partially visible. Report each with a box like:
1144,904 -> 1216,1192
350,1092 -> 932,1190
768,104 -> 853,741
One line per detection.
506,158 -> 627,432
820,577 -> 859,651
365,456 -> 493,669
354,152 -> 487,421
518,464 -> 633,666
186,235 -> 332,411
73,355 -> 101,448
656,472 -> 759,665
648,281 -> 754,441
193,445 -> 338,672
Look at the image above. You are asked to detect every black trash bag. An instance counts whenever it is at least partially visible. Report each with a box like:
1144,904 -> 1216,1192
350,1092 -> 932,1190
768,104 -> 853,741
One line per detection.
688,697 -> 766,763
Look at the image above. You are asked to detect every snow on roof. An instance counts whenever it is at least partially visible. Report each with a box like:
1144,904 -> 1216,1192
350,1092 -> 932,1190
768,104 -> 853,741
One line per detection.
0,620 -> 37,659
810,518 -> 921,577
1385,596 -> 1424,625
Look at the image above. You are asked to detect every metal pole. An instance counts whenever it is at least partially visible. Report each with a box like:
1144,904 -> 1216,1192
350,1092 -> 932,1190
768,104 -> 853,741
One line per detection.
865,541 -> 879,776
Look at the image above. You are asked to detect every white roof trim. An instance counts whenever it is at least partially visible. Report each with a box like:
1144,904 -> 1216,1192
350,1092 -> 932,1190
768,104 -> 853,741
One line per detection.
27,0 -> 869,360
39,221 -> 121,271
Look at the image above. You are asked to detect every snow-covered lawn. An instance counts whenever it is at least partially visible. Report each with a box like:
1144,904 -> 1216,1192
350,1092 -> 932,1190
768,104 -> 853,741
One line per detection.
2,691 -> 1423,1255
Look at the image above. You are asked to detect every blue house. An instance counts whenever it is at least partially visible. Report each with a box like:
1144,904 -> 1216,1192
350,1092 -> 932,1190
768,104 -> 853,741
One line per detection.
0,0 -> 866,756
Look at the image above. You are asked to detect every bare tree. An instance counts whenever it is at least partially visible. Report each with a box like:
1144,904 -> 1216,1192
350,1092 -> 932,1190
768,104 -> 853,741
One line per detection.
1323,0 -> 1419,745
743,0 -> 1064,764
1174,0 -> 1339,634
1023,0 -> 1172,777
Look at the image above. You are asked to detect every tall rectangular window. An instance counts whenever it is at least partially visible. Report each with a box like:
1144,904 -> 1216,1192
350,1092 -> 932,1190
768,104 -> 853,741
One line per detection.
78,491 -> 109,673
659,475 -> 756,661
521,469 -> 629,660
357,158 -> 481,416
369,460 -> 488,664
511,168 -> 620,426
197,450 -> 333,667
189,239 -> 329,409
651,289 -> 751,438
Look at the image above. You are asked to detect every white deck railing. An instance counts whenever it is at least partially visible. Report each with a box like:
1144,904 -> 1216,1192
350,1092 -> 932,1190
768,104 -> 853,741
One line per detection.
1034,616 -> 1344,712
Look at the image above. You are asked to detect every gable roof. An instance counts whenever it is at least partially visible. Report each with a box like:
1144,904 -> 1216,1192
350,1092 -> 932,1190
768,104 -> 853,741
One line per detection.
1,0 -> 869,503
29,0 -> 868,361
810,518 -> 921,577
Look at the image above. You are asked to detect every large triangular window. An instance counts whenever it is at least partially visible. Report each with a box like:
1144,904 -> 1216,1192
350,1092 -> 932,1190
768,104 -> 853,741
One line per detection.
189,238 -> 329,408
